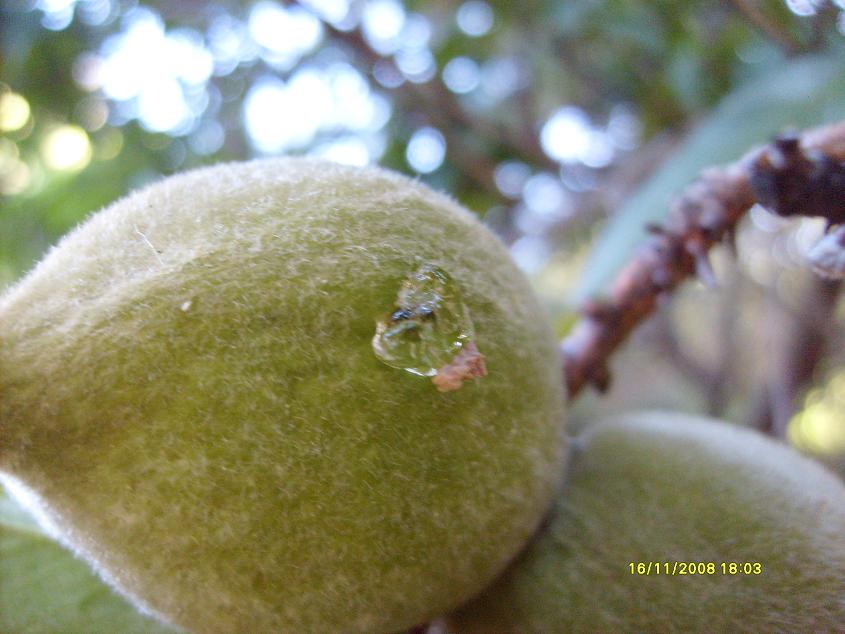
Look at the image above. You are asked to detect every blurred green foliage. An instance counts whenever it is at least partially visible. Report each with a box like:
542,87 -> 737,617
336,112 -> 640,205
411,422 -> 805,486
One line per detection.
2,0 -> 842,282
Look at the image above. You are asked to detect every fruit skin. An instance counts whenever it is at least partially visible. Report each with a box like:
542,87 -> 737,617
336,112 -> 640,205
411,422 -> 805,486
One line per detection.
447,411 -> 845,633
0,159 -> 566,633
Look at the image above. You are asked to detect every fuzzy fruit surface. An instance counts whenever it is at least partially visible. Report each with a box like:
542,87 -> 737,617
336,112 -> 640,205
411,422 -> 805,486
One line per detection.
0,159 -> 566,633
447,412 -> 845,633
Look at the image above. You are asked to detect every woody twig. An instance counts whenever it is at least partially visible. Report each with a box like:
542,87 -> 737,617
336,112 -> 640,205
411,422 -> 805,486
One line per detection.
562,120 -> 845,399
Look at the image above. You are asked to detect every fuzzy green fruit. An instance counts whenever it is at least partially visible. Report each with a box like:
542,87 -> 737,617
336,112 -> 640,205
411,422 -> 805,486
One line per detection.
0,159 -> 566,633
447,412 -> 845,632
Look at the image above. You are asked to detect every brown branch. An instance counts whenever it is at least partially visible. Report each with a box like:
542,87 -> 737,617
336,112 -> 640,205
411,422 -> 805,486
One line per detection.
562,120 -> 845,399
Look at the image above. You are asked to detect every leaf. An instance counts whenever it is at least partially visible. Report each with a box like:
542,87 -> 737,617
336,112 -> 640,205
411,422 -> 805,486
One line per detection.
571,54 -> 845,303
0,484 -> 178,634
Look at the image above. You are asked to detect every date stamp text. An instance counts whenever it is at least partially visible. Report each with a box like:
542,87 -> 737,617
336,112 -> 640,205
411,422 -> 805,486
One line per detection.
629,562 -> 763,576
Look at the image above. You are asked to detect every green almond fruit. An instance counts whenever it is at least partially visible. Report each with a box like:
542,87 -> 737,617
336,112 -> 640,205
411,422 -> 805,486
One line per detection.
447,411 -> 845,632
0,159 -> 566,633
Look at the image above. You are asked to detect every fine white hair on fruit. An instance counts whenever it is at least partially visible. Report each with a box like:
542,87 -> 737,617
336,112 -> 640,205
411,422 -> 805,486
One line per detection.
0,158 -> 567,634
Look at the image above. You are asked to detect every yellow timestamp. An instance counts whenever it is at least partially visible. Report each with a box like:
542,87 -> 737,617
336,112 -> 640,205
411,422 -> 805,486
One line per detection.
629,562 -> 763,576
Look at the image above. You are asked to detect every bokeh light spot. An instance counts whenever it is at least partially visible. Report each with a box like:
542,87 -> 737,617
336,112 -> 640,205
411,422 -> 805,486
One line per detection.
442,57 -> 480,94
406,127 -> 445,173
313,136 -> 371,166
540,107 -> 593,164
362,0 -> 406,54
0,93 -> 32,133
0,160 -> 31,196
456,1 -> 494,37
510,235 -> 552,274
249,2 -> 322,62
395,48 -> 436,83
0,139 -> 30,196
37,0 -> 75,31
480,57 -> 524,101
189,120 -> 225,156
494,161 -> 531,199
299,0 -> 349,24
785,0 -> 821,16
788,374 -> 845,455
522,172 -> 570,219
42,125 -> 92,171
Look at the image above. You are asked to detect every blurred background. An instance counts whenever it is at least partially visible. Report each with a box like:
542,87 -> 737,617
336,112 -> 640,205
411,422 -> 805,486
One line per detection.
3,0 -> 845,454
2,0 -> 845,627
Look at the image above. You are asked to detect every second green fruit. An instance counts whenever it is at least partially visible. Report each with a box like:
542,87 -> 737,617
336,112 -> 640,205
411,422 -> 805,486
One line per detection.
448,411 -> 845,632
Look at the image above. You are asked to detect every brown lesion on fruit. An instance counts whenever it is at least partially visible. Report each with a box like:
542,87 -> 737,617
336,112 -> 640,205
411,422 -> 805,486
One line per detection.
432,341 -> 487,392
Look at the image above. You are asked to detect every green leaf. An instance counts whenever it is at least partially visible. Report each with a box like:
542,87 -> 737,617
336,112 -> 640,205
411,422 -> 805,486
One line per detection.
0,484 -> 177,634
571,54 -> 845,302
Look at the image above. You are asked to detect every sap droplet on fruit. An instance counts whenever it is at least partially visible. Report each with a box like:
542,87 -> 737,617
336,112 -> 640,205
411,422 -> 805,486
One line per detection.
372,264 -> 476,378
